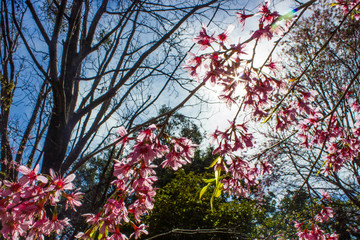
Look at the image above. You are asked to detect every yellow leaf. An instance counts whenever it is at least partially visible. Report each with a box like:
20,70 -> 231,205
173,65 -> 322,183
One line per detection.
215,183 -> 223,198
200,183 -> 211,200
215,165 -> 221,185
203,178 -> 216,183
206,156 -> 222,169
316,160 -> 328,176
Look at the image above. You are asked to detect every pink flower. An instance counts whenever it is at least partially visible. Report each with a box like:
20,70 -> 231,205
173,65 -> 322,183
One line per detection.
236,10 -> 253,29
174,137 -> 197,160
298,133 -> 309,148
129,201 -> 148,223
49,170 -> 75,191
64,190 -> 83,211
45,217 -> 70,235
294,221 -> 304,230
27,217 -> 50,239
82,213 -> 101,225
110,228 -> 128,240
47,170 -> 75,203
265,59 -> 281,73
0,214 -> 30,239
115,126 -> 129,145
183,53 -> 203,79
231,42 -> 247,56
315,206 -> 334,222
219,93 -> 237,107
251,24 -> 273,41
130,224 -> 148,239
259,2 -> 271,15
138,124 -> 157,140
297,229 -> 309,240
130,142 -> 161,165
260,161 -> 273,175
325,232 -> 338,240
185,52 -> 203,66
258,2 -> 279,24
309,224 -> 325,239
18,164 -> 48,185
203,65 -> 223,85
193,25 -> 215,50
75,232 -> 92,240
139,164 -> 156,178
113,160 -> 133,178
133,176 -> 158,190
104,199 -> 129,223
320,190 -> 331,202
215,25 -> 234,44
161,152 -> 187,170
2,180 -> 22,199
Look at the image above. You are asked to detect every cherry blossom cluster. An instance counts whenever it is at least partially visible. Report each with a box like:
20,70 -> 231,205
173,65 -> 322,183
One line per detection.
209,121 -> 264,197
295,223 -> 338,240
0,164 -> 82,239
184,1 -> 290,199
333,0 -> 360,19
185,0 -> 297,201
294,100 -> 360,176
187,0 -> 359,239
294,191 -> 338,240
77,124 -> 197,239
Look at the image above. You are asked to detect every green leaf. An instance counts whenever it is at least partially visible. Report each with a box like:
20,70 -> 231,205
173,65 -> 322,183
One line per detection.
206,156 -> 221,169
215,165 -> 221,185
94,221 -> 108,239
97,222 -> 104,239
203,178 -> 216,183
200,183 -> 211,200
262,113 -> 273,123
316,160 -> 328,176
215,183 -> 223,198
98,225 -> 108,239
210,181 -> 224,210
89,226 -> 98,239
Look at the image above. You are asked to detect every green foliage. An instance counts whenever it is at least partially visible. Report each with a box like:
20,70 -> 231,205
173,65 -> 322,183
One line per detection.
145,170 -> 265,240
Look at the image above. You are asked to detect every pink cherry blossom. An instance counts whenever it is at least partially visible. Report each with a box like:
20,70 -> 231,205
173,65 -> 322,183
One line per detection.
215,25 -> 234,44
258,1 -> 279,24
193,24 -> 215,50
315,206 -> 334,222
110,227 -> 129,240
130,224 -> 148,239
47,170 -> 75,203
18,164 -> 48,185
45,217 -> 70,235
64,190 -> 84,211
251,24 -> 273,41
82,213 -> 101,226
115,126 -> 129,145
2,2 -> 358,239
320,190 -> 331,201
236,10 -> 254,29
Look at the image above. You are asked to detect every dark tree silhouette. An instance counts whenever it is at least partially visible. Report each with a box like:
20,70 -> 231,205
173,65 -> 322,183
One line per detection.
0,0 -> 233,177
